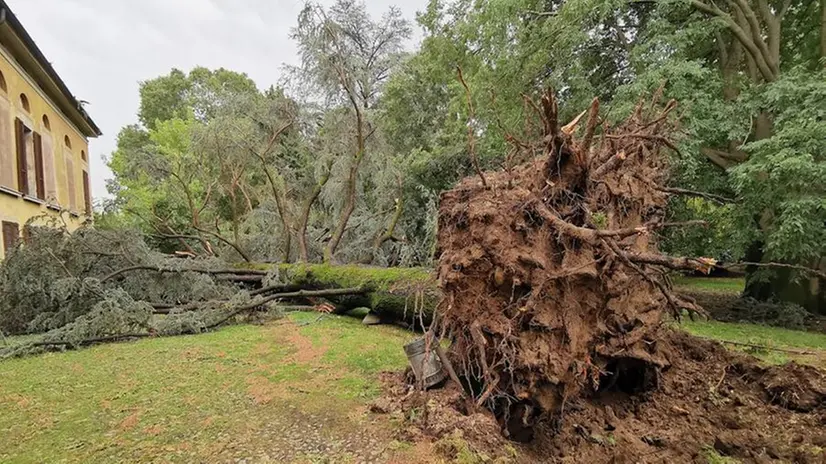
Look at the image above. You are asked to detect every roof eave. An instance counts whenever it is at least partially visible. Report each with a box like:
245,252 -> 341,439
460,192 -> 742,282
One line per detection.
0,3 -> 101,138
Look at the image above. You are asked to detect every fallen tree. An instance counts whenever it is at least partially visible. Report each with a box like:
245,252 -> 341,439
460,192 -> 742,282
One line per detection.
434,91 -> 711,439
364,90 -> 826,464
270,264 -> 437,325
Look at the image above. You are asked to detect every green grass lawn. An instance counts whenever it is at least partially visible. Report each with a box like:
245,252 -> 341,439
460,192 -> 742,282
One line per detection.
673,276 -> 745,294
1,309 -> 824,463
0,313 -> 419,464
680,319 -> 826,367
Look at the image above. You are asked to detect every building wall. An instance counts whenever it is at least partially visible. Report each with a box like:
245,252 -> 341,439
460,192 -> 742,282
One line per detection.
0,44 -> 90,259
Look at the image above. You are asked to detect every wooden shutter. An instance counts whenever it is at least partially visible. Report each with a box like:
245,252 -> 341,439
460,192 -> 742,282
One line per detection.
82,170 -> 91,214
33,132 -> 44,199
65,153 -> 76,210
14,118 -> 27,194
2,221 -> 19,253
42,135 -> 57,201
0,99 -> 13,189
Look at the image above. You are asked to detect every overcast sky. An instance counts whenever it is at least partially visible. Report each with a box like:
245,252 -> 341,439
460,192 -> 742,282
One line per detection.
9,0 -> 427,201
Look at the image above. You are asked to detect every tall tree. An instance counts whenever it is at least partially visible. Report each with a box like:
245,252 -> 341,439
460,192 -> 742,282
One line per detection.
289,0 -> 411,262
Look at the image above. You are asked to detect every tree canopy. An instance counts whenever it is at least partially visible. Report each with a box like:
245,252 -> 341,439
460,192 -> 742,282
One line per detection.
104,0 -> 826,313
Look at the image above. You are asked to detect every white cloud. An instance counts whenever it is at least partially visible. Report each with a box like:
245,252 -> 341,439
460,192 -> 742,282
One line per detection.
6,0 -> 426,201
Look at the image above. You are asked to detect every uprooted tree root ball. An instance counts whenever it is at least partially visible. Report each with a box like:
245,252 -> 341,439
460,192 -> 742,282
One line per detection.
414,90 -> 826,459
437,90 -> 708,437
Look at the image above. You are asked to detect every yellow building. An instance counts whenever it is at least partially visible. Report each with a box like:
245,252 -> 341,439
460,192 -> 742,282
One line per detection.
0,1 -> 100,259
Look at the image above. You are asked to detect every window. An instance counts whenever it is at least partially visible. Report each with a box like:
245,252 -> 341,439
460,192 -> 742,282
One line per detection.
82,170 -> 91,215
2,221 -> 19,254
0,71 -> 6,93
19,94 -> 29,113
42,115 -> 50,131
64,135 -> 72,149
14,118 -> 45,199
81,150 -> 86,162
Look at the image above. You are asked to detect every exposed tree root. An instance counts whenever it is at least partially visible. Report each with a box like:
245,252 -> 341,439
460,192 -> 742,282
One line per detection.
435,90 -> 720,438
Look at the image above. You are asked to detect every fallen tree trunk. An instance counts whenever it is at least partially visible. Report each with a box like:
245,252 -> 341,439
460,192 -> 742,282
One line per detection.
153,287 -> 368,315
273,264 -> 438,327
144,261 -> 710,327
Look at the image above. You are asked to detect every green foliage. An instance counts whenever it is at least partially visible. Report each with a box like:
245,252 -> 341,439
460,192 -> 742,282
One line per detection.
731,69 -> 826,264
101,0 -> 823,310
40,289 -> 153,346
138,67 -> 258,129
702,446 -> 741,464
0,227 -> 238,338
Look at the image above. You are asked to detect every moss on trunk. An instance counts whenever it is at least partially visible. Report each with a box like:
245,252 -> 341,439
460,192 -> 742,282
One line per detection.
275,264 -> 438,325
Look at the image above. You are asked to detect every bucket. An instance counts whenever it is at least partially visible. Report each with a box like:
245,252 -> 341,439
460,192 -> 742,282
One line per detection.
404,338 -> 447,389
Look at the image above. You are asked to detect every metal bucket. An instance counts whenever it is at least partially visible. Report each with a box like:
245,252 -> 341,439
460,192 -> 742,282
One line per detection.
404,338 -> 447,389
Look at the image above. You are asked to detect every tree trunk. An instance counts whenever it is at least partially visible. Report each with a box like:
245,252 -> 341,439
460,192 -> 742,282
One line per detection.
298,167 -> 332,262
277,263 -> 437,326
325,106 -> 367,263
264,167 -> 293,263
743,242 -> 826,314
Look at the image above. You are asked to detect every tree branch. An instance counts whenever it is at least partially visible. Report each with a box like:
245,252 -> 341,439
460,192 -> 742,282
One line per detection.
724,261 -> 826,280
457,66 -> 487,188
731,0 -> 778,75
101,265 -> 266,283
193,226 -> 252,263
688,0 -> 777,81
657,186 -> 736,205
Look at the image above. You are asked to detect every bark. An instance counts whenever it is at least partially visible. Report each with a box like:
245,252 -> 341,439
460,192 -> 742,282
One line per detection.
689,0 -> 777,82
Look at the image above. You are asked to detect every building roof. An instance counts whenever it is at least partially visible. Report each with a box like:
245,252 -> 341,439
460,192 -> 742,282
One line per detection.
0,0 -> 101,138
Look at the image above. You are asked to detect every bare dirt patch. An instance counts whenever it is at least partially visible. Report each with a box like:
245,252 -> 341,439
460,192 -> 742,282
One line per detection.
117,411 -> 141,431
245,375 -> 279,405
285,330 -> 328,364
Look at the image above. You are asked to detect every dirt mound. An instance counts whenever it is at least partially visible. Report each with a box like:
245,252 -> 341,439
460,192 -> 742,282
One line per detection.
376,331 -> 826,462
393,90 -> 826,462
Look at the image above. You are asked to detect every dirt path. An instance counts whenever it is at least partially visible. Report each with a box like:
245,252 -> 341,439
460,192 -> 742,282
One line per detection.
205,319 -> 433,464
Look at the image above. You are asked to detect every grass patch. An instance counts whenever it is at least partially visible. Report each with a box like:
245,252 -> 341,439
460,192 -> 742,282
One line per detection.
673,276 -> 745,294
681,319 -> 826,351
703,446 -> 741,464
679,319 -> 826,367
0,314 -> 415,463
